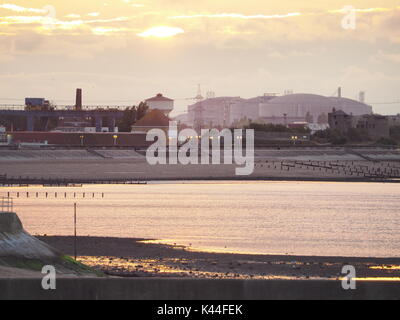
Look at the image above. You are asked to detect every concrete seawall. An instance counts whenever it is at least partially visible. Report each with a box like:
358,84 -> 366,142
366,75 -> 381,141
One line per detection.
0,212 -> 60,260
0,278 -> 399,300
0,212 -> 100,277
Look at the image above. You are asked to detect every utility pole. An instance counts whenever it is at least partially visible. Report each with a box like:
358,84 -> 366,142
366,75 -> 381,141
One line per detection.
74,203 -> 77,260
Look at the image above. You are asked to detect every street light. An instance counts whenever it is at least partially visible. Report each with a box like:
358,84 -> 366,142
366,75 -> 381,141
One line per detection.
113,135 -> 118,146
6,134 -> 12,145
80,135 -> 84,147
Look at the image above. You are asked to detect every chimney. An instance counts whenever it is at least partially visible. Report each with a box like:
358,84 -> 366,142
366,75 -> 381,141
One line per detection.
359,91 -> 365,103
338,87 -> 342,98
75,88 -> 82,110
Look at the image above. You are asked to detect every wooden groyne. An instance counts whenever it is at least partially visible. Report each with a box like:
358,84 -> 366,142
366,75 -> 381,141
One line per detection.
0,176 -> 148,187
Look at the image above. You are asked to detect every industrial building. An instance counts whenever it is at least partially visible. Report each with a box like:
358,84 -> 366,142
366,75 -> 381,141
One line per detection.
259,94 -> 372,125
185,90 -> 373,129
388,114 -> 400,127
0,126 -> 8,145
188,97 -> 243,129
229,95 -> 276,126
0,89 -> 123,133
329,110 -> 390,139
187,95 -> 277,129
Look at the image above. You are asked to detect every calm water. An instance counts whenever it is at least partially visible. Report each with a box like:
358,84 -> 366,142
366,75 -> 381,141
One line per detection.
2,181 -> 400,258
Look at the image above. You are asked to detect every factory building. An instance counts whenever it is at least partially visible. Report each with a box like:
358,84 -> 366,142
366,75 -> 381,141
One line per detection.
388,114 -> 400,127
329,111 -> 390,139
188,97 -> 243,129
259,94 -> 372,125
229,95 -> 276,126
187,95 -> 276,129
354,114 -> 390,139
328,110 -> 353,133
185,91 -> 372,130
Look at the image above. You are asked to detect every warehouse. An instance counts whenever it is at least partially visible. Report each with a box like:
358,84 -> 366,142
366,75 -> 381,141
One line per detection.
259,94 -> 373,125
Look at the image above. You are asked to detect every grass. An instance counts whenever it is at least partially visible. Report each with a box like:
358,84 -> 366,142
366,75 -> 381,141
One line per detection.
0,255 -> 104,277
61,255 -> 105,277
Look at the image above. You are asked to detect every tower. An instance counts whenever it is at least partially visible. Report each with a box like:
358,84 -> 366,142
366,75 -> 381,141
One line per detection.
194,84 -> 204,102
75,88 -> 82,111
359,91 -> 365,103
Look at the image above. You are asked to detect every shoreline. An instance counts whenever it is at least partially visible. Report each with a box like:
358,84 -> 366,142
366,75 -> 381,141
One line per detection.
37,236 -> 400,280
0,147 -> 399,184
2,176 -> 400,184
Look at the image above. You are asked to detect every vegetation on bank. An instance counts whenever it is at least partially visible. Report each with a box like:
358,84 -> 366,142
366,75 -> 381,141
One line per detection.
312,126 -> 400,146
244,123 -> 311,134
0,255 -> 103,277
241,122 -> 400,147
116,102 -> 149,132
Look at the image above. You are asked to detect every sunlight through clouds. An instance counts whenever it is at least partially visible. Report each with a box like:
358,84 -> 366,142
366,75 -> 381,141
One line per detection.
0,0 -> 399,114
137,26 -> 184,38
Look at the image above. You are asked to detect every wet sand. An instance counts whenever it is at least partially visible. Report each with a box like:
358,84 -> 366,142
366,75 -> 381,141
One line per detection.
38,236 -> 400,280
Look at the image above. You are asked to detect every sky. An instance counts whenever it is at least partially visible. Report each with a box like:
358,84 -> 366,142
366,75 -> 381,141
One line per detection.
0,0 -> 399,115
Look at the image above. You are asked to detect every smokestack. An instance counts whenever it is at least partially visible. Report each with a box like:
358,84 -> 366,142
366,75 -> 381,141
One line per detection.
75,88 -> 82,110
359,91 -> 365,103
338,87 -> 342,98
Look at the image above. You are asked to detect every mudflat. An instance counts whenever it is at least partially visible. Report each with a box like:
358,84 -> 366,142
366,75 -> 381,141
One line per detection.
38,236 -> 400,280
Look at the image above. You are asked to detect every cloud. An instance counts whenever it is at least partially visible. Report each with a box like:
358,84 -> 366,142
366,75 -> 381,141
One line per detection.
65,14 -> 81,19
329,7 -> 393,14
0,15 -> 46,24
0,3 -> 45,13
169,12 -> 301,20
0,15 -> 129,29
92,27 -> 127,35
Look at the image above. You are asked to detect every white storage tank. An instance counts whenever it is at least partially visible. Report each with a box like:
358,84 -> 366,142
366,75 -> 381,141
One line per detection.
145,93 -> 174,116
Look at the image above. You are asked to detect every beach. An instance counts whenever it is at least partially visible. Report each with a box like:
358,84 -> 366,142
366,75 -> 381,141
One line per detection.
38,236 -> 400,280
0,148 -> 399,182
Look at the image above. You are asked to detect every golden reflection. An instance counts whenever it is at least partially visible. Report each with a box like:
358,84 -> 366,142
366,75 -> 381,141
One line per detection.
369,265 -> 400,270
77,256 -> 330,280
354,277 -> 400,281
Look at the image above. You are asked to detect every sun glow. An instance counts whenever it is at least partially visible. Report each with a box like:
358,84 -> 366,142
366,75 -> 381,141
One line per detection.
137,26 -> 184,38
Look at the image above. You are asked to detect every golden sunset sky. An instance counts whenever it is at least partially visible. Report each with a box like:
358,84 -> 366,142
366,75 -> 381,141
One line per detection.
0,0 -> 399,114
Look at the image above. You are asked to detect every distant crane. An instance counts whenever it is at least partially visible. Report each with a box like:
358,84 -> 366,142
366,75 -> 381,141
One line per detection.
174,84 -> 210,131
173,85 -> 211,122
